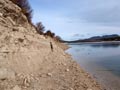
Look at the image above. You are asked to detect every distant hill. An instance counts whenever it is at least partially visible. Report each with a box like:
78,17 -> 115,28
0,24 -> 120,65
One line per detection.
63,34 -> 120,43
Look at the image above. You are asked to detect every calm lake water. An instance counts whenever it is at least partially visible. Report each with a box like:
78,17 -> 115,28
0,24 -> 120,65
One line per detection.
66,42 -> 120,90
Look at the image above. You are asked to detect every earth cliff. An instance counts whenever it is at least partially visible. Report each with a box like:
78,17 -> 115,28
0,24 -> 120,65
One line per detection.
0,0 -> 103,90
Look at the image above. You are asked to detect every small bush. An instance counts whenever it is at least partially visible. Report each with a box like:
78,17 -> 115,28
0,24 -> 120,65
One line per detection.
45,30 -> 52,37
55,36 -> 62,42
45,30 -> 57,38
51,33 -> 55,38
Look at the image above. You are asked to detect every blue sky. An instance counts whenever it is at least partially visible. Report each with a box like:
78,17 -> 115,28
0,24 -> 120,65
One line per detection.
29,0 -> 120,40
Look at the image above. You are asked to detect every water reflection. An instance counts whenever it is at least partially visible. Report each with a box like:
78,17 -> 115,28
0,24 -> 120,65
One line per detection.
90,43 -> 120,48
68,42 -> 120,48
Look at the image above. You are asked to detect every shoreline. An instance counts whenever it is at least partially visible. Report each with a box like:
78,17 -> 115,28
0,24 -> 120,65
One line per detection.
60,43 -> 104,90
67,41 -> 120,45
80,61 -> 120,90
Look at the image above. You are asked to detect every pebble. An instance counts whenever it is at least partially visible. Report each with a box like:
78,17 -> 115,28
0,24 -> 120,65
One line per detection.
23,76 -> 30,87
87,88 -> 92,90
13,85 -> 21,90
63,63 -> 67,66
12,27 -> 18,31
70,87 -> 74,90
66,69 -> 70,72
0,67 -> 15,80
0,13 -> 3,17
47,73 -> 52,77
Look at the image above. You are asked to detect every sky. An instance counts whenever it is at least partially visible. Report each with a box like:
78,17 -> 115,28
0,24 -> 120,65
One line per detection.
29,0 -> 120,40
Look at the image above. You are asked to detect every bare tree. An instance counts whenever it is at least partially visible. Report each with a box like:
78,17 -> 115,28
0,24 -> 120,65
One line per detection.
10,0 -> 33,23
36,22 -> 45,35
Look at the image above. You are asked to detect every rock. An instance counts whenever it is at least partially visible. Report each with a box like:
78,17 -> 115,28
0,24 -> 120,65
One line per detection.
39,74 -> 46,78
66,69 -> 70,72
23,76 -> 30,87
27,56 -> 31,59
12,27 -> 19,31
70,87 -> 74,90
7,16 -> 16,25
0,13 -> 3,17
47,73 -> 52,77
18,38 -> 24,43
13,85 -> 21,90
87,88 -> 92,90
0,67 -> 15,80
63,63 -> 67,66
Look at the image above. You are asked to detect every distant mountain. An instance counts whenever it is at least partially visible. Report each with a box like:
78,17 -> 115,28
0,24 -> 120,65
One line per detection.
89,34 -> 119,40
63,34 -> 120,43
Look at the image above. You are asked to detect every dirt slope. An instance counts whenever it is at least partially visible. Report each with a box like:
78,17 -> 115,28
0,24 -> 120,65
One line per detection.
0,0 -> 103,90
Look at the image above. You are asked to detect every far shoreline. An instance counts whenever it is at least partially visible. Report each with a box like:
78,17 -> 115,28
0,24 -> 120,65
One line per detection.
66,41 -> 120,45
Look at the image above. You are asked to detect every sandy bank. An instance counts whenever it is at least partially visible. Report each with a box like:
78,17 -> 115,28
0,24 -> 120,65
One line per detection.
0,38 -> 103,90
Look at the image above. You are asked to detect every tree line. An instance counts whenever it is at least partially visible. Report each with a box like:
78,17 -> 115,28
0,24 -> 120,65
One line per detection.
10,0 -> 62,42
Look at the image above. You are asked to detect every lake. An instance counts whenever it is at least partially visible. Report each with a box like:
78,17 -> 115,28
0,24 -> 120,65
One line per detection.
66,42 -> 120,90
